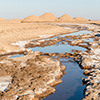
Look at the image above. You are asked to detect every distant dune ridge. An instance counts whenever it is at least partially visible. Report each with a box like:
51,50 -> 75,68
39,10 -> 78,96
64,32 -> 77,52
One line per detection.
40,12 -> 58,22
0,18 -> 6,21
21,12 -> 90,23
59,14 -> 74,21
73,17 -> 89,21
1,12 -> 100,24
21,15 -> 42,23
0,12 -> 100,53
10,19 -> 22,21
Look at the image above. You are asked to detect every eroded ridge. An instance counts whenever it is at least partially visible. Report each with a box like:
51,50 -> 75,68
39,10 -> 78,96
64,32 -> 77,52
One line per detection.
0,51 -> 66,100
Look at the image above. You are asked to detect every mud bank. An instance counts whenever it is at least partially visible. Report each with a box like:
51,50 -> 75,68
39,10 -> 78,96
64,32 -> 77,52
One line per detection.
0,51 -> 66,100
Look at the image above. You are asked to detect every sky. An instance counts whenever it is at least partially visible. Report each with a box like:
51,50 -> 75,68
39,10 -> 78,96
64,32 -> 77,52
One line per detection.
0,0 -> 100,20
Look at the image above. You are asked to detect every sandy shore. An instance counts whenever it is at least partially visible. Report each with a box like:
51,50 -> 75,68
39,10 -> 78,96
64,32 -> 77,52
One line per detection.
0,19 -> 100,53
0,21 -> 76,53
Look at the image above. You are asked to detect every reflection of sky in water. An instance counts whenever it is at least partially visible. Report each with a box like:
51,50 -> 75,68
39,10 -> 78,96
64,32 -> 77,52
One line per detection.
44,58 -> 85,100
84,38 -> 94,42
29,42 -> 86,53
67,30 -> 92,36
58,30 -> 92,37
81,43 -> 88,45
9,31 -> 89,99
9,54 -> 24,59
45,31 -> 92,40
29,30 -> 92,54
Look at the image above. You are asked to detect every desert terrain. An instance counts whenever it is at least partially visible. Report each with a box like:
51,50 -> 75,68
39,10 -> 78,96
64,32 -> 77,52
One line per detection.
0,13 -> 100,100
0,13 -> 100,53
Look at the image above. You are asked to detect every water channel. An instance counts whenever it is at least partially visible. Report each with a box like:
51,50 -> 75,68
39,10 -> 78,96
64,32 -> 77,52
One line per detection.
10,30 -> 93,100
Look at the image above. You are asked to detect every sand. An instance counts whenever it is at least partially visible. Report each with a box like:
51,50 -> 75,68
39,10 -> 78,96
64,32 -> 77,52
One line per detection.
59,14 -> 75,22
22,13 -> 58,23
0,16 -> 100,100
0,51 -> 66,100
0,13 -> 100,53
73,17 -> 88,21
0,21 -> 73,53
40,12 -> 58,22
22,15 -> 42,23
20,13 -> 100,24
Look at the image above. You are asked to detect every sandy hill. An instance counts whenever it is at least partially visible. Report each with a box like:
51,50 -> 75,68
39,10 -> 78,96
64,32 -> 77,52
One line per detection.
89,20 -> 100,25
21,15 -> 42,23
0,18 -> 6,21
40,12 -> 58,22
59,14 -> 74,22
10,19 -> 22,21
73,17 -> 88,21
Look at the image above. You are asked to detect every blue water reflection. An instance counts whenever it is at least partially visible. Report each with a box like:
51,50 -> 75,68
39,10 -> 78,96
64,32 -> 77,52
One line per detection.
29,42 -> 86,53
44,58 -> 85,100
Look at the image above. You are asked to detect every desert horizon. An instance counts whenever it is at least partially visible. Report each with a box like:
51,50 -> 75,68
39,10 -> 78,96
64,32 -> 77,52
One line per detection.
0,12 -> 100,21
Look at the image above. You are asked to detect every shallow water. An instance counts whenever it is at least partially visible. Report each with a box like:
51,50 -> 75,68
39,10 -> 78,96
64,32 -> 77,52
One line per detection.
83,38 -> 94,42
9,54 -> 24,59
28,31 -> 91,100
28,30 -> 92,53
43,30 -> 92,40
67,30 -> 92,36
29,42 -> 87,53
10,30 -> 92,99
44,58 -> 85,100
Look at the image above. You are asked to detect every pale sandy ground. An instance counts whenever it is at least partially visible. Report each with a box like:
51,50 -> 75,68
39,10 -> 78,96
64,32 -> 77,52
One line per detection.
0,21 -> 76,53
0,20 -> 100,53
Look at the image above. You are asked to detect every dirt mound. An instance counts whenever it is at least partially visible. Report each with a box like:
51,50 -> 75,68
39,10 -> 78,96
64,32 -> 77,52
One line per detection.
0,18 -> 6,21
89,20 -> 100,25
59,14 -> 74,21
40,12 -> 58,22
10,19 -> 22,21
21,15 -> 42,23
59,14 -> 75,22
74,17 -> 88,21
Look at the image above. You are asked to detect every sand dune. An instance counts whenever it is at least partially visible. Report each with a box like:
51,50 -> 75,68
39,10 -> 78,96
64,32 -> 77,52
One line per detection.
89,20 -> 100,25
9,19 -> 22,21
59,14 -> 74,22
21,15 -> 42,23
21,12 -> 92,23
74,17 -> 88,21
0,18 -> 6,21
22,13 -> 58,23
40,12 -> 58,22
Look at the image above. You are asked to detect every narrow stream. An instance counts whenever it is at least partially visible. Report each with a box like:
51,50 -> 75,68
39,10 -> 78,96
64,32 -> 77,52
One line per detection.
44,58 -> 85,100
29,30 -> 91,100
10,30 -> 92,100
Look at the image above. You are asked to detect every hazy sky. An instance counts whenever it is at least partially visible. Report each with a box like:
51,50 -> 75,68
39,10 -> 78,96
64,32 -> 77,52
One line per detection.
0,0 -> 100,20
